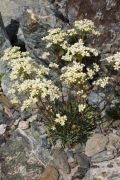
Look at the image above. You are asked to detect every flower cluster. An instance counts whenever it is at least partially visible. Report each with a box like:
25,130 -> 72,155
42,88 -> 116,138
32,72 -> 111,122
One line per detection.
60,62 -> 86,85
93,77 -> 110,88
62,39 -> 98,62
55,114 -> 67,126
2,47 -> 61,111
42,28 -> 68,48
74,19 -> 100,35
106,52 -> 120,70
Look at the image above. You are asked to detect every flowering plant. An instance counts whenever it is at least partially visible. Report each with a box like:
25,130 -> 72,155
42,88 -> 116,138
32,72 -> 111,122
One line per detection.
2,19 -> 120,146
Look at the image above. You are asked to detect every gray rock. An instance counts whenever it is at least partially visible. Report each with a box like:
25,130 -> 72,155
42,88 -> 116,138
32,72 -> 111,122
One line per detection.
12,110 -> 20,120
0,104 -> 4,112
53,148 -> 70,174
91,151 -> 115,163
85,133 -> 108,157
0,124 -> 7,135
20,110 -> 32,120
67,150 -> 74,164
27,114 -> 38,122
74,153 -> 90,169
0,128 -> 44,179
0,13 -> 10,98
0,12 -> 10,57
88,92 -> 105,108
14,118 -> 21,126
40,136 -> 51,149
87,157 -> 120,180
19,4 -> 69,63
74,166 -> 89,179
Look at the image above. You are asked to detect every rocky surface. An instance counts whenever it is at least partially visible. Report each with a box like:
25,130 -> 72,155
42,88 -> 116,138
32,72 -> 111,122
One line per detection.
0,0 -> 120,179
85,133 -> 109,157
0,0 -> 120,49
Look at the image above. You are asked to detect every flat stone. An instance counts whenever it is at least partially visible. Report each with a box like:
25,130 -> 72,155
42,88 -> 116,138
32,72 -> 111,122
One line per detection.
39,165 -> 59,180
85,134 -> 108,157
53,148 -> 70,174
0,124 -> 7,135
18,121 -> 29,130
91,151 -> 115,163
87,157 -> 120,180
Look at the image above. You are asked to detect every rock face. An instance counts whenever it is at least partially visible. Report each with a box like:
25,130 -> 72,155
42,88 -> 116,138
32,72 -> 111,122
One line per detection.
66,0 -> 120,48
0,12 -> 10,57
0,126 -> 51,179
0,0 -> 120,48
53,148 -> 70,174
19,4 -> 69,62
85,133 -> 108,157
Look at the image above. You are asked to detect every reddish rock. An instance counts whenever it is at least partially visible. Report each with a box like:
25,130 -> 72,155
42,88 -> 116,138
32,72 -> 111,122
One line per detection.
39,165 -> 59,180
66,0 -> 120,47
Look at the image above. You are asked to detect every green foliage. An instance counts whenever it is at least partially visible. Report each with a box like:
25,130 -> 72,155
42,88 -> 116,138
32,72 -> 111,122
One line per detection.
46,102 -> 101,147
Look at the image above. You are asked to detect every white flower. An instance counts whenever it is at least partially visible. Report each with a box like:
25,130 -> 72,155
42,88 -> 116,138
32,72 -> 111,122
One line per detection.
55,114 -> 67,126
78,104 -> 86,112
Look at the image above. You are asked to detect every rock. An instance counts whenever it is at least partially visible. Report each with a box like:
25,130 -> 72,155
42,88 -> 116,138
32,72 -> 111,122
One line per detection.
107,141 -> 117,153
19,3 -> 69,64
40,136 -> 51,149
74,153 -> 90,169
1,77 -> 16,103
88,157 -> 120,180
74,166 -> 88,179
53,148 -> 70,174
74,143 -> 85,153
18,121 -> 29,130
0,124 -> 7,135
100,119 -> 113,132
27,114 -> 38,122
14,118 -> 21,126
0,0 -> 120,50
88,92 -> 105,108
91,151 -> 115,163
85,133 -> 108,157
103,43 -> 112,53
20,110 -> 32,119
12,110 -> 20,119
0,129 -> 44,179
73,153 -> 90,179
109,133 -> 120,144
39,165 -> 59,180
0,12 -> 10,56
0,104 -> 4,112
0,93 -> 13,108
112,120 -> 120,128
